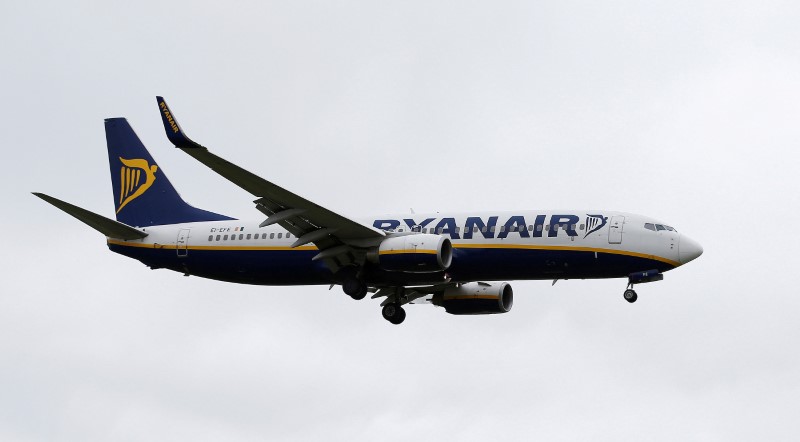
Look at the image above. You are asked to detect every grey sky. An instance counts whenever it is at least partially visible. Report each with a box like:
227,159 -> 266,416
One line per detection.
2,1 -> 799,440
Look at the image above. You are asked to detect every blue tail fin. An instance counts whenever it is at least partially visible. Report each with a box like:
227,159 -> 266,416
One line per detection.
105,118 -> 235,227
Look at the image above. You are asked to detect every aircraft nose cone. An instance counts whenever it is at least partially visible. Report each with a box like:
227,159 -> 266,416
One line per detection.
679,235 -> 703,264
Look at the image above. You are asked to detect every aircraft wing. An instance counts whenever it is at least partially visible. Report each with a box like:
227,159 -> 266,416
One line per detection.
155,97 -> 385,269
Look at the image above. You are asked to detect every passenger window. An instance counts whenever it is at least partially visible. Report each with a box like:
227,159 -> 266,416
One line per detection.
216,235 -> 221,241
579,224 -> 585,230
231,235 -> 236,240
278,233 -> 283,239
437,227 -> 443,234
528,225 -> 533,231
482,226 -> 487,233
238,234 -> 243,240
545,225 -> 550,231
287,233 -> 292,238
536,225 -> 543,232
246,234 -> 251,240
656,224 -> 666,231
455,227 -> 460,234
262,233 -> 267,239
208,235 -> 213,241
270,233 -> 275,239
644,223 -> 656,231
223,235 -> 228,240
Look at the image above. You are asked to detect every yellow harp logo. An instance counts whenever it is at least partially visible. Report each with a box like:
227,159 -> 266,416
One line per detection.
117,157 -> 158,214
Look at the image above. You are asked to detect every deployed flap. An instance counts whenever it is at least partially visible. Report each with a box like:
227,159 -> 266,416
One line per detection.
33,193 -> 148,240
155,97 -> 384,249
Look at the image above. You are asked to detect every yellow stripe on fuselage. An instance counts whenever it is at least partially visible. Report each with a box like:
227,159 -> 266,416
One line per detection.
106,239 -> 678,267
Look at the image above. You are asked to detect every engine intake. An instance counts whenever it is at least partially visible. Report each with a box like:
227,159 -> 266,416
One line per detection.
376,234 -> 452,273
432,282 -> 513,315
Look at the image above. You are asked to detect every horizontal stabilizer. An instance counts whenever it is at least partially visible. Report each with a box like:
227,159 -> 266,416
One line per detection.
32,193 -> 148,240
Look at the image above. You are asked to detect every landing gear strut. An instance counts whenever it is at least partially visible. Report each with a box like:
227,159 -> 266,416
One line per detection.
623,285 -> 638,303
382,304 -> 406,325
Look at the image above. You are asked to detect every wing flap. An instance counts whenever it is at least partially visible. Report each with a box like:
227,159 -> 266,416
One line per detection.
33,193 -> 148,240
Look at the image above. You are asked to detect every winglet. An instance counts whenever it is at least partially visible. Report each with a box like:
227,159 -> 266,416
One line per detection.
156,96 -> 203,149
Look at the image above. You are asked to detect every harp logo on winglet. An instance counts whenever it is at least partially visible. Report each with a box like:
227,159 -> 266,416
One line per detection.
159,101 -> 180,133
117,157 -> 158,214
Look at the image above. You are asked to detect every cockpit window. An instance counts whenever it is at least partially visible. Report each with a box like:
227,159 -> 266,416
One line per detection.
655,224 -> 666,231
664,225 -> 676,232
644,223 -> 656,231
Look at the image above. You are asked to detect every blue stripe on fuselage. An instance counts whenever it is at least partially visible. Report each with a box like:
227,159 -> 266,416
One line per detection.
108,242 -> 675,286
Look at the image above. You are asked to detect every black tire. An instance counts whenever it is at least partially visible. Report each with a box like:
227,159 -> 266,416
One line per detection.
624,289 -> 638,303
342,278 -> 365,299
382,304 -> 397,321
382,304 -> 406,324
350,285 -> 367,300
392,307 -> 406,324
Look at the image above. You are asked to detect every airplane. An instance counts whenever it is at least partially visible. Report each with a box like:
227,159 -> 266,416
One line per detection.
33,97 -> 703,324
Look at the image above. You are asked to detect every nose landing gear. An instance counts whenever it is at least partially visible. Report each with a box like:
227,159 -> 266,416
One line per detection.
623,270 -> 664,303
623,287 -> 638,303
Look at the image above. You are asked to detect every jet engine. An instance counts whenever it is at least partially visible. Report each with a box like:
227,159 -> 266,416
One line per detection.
375,234 -> 452,273
432,282 -> 513,315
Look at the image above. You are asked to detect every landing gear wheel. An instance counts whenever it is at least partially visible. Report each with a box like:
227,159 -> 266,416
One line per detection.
381,304 -> 406,325
624,289 -> 638,303
343,278 -> 367,300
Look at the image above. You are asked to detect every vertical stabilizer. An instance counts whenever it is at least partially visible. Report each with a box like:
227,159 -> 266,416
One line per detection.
105,118 -> 234,227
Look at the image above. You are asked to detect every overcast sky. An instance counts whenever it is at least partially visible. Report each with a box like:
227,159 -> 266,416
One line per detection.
2,1 -> 800,440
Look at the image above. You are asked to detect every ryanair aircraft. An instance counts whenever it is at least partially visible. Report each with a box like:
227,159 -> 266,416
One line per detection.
34,97 -> 703,324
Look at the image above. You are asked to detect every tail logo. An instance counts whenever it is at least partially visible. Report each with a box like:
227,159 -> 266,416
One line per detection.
584,214 -> 608,238
117,157 -> 158,214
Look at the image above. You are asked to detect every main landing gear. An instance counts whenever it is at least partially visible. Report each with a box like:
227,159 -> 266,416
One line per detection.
338,272 -> 407,324
342,277 -> 367,300
382,303 -> 406,325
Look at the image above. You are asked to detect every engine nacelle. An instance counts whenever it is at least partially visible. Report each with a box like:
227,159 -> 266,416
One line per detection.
432,282 -> 513,315
376,234 -> 452,273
